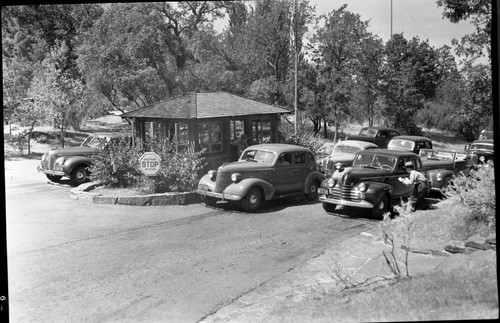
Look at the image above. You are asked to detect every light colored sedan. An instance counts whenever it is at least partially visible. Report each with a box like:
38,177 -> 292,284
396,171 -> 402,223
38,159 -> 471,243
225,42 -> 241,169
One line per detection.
319,140 -> 378,176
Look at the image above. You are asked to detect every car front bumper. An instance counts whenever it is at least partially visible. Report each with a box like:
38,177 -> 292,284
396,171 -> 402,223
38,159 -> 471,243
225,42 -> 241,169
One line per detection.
37,166 -> 65,176
195,188 -> 242,201
319,195 -> 374,209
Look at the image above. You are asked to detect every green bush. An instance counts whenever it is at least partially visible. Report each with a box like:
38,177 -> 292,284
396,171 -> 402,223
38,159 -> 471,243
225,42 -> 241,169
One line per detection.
89,137 -> 141,187
446,167 -> 496,235
89,137 -> 208,193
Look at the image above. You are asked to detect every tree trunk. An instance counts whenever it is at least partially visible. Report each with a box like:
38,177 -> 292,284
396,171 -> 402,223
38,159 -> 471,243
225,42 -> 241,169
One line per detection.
60,114 -> 65,148
323,119 -> 328,139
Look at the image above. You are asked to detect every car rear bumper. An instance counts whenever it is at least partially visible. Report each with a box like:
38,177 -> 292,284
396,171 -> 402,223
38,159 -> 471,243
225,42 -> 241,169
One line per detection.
195,189 -> 242,201
37,166 -> 65,176
319,195 -> 374,208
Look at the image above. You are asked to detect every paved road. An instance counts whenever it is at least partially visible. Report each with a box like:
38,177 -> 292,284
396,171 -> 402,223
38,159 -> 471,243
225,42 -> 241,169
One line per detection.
5,159 -> 379,322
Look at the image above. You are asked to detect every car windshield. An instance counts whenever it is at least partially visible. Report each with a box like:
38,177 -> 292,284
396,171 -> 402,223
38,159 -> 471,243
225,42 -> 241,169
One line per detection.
241,150 -> 276,163
470,143 -> 494,150
352,153 -> 397,170
419,149 -> 454,160
388,139 -> 415,150
81,136 -> 109,148
359,128 -> 377,137
332,144 -> 362,155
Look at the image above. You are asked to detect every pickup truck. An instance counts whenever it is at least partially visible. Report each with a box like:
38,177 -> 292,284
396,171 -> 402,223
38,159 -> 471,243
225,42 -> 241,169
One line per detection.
419,148 -> 471,190
318,149 -> 469,219
345,126 -> 400,148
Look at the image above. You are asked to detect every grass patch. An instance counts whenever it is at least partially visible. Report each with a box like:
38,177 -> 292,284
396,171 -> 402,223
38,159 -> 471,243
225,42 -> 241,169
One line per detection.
268,253 -> 497,322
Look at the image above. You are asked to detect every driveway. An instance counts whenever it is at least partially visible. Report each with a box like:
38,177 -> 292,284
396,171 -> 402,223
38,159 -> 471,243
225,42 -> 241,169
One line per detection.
4,159 -> 380,322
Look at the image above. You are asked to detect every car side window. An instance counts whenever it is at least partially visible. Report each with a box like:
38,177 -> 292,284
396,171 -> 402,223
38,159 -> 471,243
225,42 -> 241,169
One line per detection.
294,152 -> 306,164
277,153 -> 292,165
396,160 -> 406,173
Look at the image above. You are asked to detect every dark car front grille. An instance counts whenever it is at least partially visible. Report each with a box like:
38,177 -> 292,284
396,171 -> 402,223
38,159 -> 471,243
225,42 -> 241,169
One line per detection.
328,184 -> 358,200
215,172 -> 232,193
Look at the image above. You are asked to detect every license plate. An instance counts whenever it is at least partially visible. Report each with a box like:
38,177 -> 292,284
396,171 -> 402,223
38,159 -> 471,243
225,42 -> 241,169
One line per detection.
318,188 -> 328,195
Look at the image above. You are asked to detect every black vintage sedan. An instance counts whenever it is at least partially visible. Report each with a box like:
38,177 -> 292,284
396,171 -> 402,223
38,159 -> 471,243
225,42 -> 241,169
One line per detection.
465,139 -> 494,167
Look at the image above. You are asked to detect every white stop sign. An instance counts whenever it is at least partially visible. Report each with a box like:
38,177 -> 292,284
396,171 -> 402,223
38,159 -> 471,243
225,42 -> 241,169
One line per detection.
139,152 -> 162,176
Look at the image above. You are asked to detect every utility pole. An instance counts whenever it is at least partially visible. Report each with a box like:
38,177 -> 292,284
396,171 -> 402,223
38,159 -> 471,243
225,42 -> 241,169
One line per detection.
291,0 -> 298,135
391,0 -> 393,39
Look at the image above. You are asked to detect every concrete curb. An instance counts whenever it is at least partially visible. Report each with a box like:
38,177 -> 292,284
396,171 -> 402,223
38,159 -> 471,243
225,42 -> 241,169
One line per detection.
69,182 -> 201,206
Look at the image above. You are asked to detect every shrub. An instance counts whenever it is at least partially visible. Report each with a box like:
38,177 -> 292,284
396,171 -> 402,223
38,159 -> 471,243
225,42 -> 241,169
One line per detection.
89,137 -> 208,193
89,137 -> 141,187
446,167 -> 496,235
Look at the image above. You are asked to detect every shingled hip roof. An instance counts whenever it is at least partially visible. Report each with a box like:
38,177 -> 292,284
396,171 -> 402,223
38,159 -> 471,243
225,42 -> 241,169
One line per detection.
121,92 -> 290,119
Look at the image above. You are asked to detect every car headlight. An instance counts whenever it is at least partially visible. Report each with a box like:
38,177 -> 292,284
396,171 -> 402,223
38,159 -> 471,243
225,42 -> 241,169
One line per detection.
41,153 -> 47,162
231,173 -> 242,183
55,157 -> 66,165
479,156 -> 486,163
327,178 -> 335,188
436,173 -> 442,182
208,170 -> 217,180
357,183 -> 367,192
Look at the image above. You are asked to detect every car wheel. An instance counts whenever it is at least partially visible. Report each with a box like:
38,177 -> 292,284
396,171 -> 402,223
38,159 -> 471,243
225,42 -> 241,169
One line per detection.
372,194 -> 389,220
201,195 -> 217,207
322,202 -> 337,213
305,180 -> 319,201
70,166 -> 89,186
241,187 -> 262,212
46,174 -> 62,182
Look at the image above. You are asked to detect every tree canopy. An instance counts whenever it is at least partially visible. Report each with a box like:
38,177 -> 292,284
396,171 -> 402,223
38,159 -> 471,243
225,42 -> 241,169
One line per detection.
2,1 -> 493,141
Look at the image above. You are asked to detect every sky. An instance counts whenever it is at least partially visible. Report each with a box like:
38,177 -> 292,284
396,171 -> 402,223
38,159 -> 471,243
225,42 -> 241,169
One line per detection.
310,0 -> 477,49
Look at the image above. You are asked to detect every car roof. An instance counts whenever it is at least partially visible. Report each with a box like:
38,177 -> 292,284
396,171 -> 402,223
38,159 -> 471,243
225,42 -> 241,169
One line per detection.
472,139 -> 494,144
336,140 -> 378,148
89,132 -> 128,138
245,143 -> 312,154
356,148 -> 418,158
390,135 -> 432,142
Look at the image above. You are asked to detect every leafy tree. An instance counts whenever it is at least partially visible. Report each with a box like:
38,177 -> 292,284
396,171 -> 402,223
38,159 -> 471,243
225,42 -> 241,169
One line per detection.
351,36 -> 385,126
309,4 -> 373,139
380,34 -> 442,134
77,2 -> 224,112
451,63 -> 492,141
2,4 -> 104,130
437,0 -> 492,62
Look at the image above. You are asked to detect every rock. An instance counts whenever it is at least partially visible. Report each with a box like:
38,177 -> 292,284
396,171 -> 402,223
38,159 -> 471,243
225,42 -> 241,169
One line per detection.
485,237 -> 496,245
429,249 -> 449,257
400,245 -> 431,254
444,240 -> 466,254
465,241 -> 490,250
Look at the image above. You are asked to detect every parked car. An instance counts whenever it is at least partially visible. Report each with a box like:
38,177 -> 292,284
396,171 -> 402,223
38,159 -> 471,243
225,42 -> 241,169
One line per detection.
318,140 -> 378,176
387,135 -> 433,155
464,139 -> 494,168
196,144 -> 324,212
37,133 -> 129,186
419,148 -> 471,190
479,129 -> 494,140
318,149 -> 454,219
345,126 -> 400,148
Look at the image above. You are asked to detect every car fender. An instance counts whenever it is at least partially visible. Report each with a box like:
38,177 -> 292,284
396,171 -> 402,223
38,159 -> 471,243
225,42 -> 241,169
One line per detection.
198,174 -> 216,190
223,178 -> 275,200
303,171 -> 324,193
62,156 -> 93,175
363,181 -> 393,205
